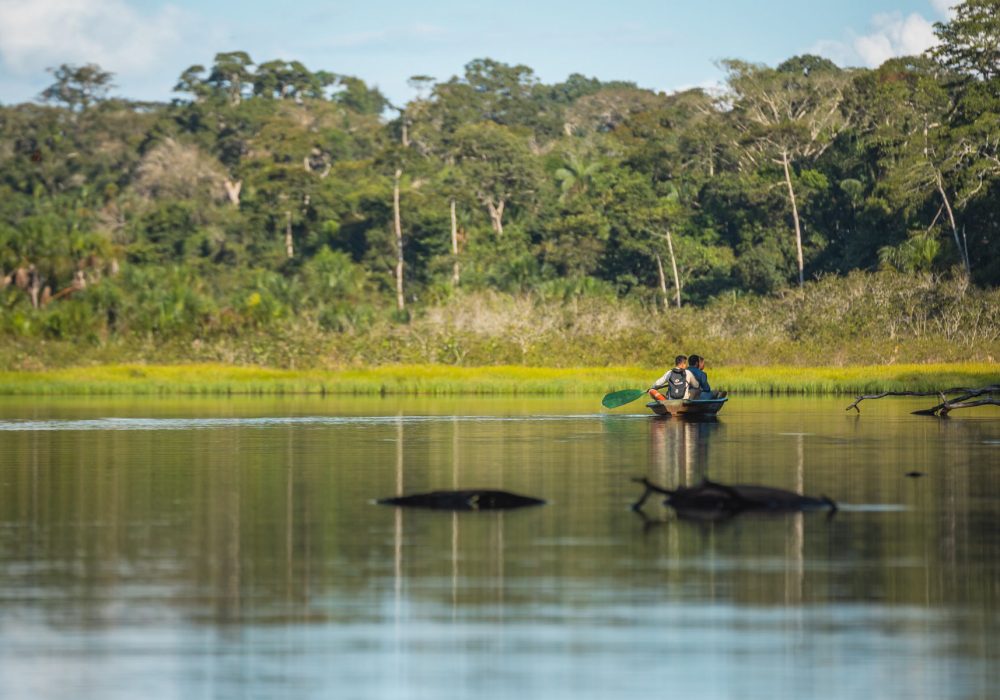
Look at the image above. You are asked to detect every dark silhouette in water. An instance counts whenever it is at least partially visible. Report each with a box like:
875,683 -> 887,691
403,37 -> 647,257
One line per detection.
377,489 -> 546,511
631,477 -> 836,519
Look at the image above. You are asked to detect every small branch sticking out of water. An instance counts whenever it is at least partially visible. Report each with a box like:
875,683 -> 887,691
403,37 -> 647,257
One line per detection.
846,385 -> 1000,416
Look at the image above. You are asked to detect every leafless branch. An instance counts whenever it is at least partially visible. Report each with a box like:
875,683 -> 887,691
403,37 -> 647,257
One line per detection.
846,385 -> 1000,415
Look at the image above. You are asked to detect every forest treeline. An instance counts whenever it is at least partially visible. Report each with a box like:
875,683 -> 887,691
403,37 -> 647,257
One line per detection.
2,1 -> 999,368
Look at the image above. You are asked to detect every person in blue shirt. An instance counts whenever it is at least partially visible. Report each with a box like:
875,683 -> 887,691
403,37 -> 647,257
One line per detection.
687,354 -> 711,398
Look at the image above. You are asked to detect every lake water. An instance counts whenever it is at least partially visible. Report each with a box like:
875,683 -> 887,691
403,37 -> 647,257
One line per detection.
0,395 -> 997,700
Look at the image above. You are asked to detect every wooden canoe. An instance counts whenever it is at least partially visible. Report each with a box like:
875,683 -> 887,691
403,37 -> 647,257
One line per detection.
646,396 -> 728,416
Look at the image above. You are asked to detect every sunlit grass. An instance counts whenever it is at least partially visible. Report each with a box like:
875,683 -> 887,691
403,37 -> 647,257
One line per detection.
0,362 -> 996,396
711,364 -> 999,394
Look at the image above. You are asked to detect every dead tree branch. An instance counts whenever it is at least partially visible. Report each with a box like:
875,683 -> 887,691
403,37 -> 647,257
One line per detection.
936,398 -> 1000,415
846,385 -> 1000,416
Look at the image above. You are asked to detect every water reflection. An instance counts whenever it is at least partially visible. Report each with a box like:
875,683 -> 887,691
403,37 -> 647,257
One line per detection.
638,416 -> 818,606
0,396 -> 997,699
648,416 -> 722,486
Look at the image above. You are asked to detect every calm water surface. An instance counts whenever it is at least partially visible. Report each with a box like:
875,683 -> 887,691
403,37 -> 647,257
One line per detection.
0,395 -> 997,700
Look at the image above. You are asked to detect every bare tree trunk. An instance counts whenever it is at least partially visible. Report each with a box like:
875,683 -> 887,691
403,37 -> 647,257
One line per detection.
231,77 -> 242,106
450,198 -> 460,288
781,150 -> 805,287
665,228 -> 682,308
223,179 -> 242,207
28,266 -> 42,309
655,253 -> 669,312
284,210 -> 294,258
393,168 -> 405,312
935,172 -> 970,275
485,198 -> 505,236
961,225 -> 970,271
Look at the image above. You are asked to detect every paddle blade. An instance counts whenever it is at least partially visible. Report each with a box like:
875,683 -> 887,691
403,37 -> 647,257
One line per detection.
602,389 -> 647,409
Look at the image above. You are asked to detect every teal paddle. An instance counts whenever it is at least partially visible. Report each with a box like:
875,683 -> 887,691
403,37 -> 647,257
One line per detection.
602,388 -> 648,409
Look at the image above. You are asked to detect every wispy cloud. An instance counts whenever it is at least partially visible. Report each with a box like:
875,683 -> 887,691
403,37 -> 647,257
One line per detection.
0,0 -> 194,77
812,4 -> 945,69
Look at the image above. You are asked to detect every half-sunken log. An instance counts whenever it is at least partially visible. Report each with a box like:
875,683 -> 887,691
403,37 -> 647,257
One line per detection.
845,385 -> 999,416
631,477 -> 836,517
377,489 -> 546,511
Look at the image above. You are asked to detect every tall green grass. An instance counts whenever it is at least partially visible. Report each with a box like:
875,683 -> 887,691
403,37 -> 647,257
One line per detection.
0,362 -> 995,396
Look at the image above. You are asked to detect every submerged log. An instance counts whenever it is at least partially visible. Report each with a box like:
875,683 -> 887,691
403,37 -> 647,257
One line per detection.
377,489 -> 546,511
914,396 -> 1000,416
846,385 -> 999,416
631,477 -> 836,519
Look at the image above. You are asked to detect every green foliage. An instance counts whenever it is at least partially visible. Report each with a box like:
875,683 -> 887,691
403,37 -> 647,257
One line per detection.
733,239 -> 791,294
332,76 -> 388,115
300,247 -> 374,330
2,13 -> 1000,367
539,209 -> 610,276
119,266 -> 217,335
776,54 -> 841,76
207,51 -> 254,105
932,0 -> 1000,81
39,63 -> 115,111
879,231 -> 942,273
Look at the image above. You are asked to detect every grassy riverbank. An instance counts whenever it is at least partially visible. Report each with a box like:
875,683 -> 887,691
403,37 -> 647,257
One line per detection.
0,363 -> 996,397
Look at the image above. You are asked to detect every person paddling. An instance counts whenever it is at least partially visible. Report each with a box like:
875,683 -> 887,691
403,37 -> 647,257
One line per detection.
649,355 -> 700,401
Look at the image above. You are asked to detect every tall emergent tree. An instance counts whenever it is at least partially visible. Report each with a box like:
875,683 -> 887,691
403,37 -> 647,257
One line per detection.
932,0 -> 1000,80
929,0 -> 1000,274
39,64 -> 115,111
724,56 -> 850,286
850,57 -> 963,270
454,122 -> 539,236
207,51 -> 254,105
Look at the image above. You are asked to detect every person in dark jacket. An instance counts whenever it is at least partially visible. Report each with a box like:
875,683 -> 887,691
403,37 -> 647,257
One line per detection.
687,354 -> 711,398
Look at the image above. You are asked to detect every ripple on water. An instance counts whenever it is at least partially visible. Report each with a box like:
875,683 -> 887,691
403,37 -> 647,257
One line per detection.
0,414 -> 624,432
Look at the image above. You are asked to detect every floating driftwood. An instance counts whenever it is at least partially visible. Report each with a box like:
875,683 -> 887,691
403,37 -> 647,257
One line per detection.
845,385 -> 1000,416
377,489 -> 546,511
631,477 -> 836,519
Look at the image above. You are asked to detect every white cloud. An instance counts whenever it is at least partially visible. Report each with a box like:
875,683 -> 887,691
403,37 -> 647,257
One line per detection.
0,0 -> 189,77
812,8 -> 942,69
664,78 -> 726,99
853,12 -> 939,67
809,39 -> 858,67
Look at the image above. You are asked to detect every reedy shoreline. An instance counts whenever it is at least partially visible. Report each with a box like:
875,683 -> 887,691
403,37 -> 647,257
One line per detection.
0,363 -> 996,397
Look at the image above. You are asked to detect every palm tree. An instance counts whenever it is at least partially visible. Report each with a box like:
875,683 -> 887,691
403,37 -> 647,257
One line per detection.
554,152 -> 602,201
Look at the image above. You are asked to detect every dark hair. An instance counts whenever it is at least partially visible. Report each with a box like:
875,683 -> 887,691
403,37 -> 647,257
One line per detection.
675,354 -> 687,365
688,354 -> 701,366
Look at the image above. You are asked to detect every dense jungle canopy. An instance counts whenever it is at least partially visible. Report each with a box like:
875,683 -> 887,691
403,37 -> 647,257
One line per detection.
2,1 -> 999,368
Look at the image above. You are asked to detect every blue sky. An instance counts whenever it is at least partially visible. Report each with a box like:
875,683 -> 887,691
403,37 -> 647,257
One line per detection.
0,0 -> 956,105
